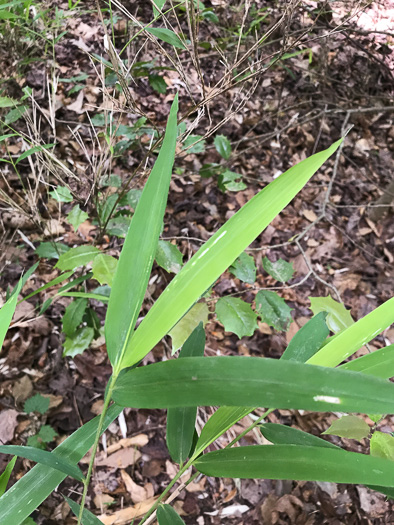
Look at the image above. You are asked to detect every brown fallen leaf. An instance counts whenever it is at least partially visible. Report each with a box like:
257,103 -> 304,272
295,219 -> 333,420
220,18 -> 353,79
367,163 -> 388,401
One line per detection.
94,493 -> 115,510
106,434 -> 149,454
96,448 -> 141,469
98,497 -> 157,525
303,209 -> 318,222
12,375 -> 33,404
120,469 -> 154,504
66,90 -> 85,114
0,409 -> 19,444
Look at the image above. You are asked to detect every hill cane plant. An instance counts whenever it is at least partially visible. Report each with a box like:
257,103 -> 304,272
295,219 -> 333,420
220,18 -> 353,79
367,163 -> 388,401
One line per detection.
0,95 -> 394,524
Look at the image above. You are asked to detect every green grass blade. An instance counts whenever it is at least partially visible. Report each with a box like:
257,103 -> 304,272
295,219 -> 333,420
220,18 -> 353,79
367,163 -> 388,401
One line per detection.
193,406 -> 252,458
166,323 -> 205,464
0,446 -> 84,481
64,496 -> 104,524
194,445 -> 394,486
106,95 -> 178,370
113,356 -> 394,415
157,504 -> 186,525
0,404 -> 122,525
281,312 -> 329,362
260,423 -> 339,449
339,344 -> 394,379
58,291 -> 109,302
0,280 -> 21,349
21,271 -> 73,302
307,297 -> 394,367
123,139 -> 343,369
0,457 -> 17,497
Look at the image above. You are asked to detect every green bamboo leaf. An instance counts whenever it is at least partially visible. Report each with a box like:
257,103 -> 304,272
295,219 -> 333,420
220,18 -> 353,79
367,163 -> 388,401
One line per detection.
307,298 -> 394,367
255,290 -> 293,332
215,297 -> 258,338
192,313 -> 330,459
55,246 -> 101,271
262,257 -> 294,283
194,445 -> 394,486
22,271 -> 73,302
0,446 -> 84,481
281,312 -> 329,362
257,425 -> 394,501
113,355 -> 394,415
0,280 -> 21,349
322,415 -> 370,441
260,423 -> 339,449
146,27 -> 186,50
16,144 -> 55,165
166,323 -> 205,464
229,252 -> 256,283
18,262 -> 39,291
157,504 -> 186,525
58,292 -> 109,302
339,344 -> 394,379
309,295 -> 354,333
121,139 -> 343,369
0,404 -> 122,525
65,496 -> 104,524
0,457 -> 17,497
106,95 -> 178,371
193,406 -> 252,458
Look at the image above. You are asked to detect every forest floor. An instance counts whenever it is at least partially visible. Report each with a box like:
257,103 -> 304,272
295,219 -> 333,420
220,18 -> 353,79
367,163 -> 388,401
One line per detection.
0,0 -> 394,523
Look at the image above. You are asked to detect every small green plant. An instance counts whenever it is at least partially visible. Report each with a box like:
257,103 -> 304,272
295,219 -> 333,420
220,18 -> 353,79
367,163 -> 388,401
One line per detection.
0,94 -> 393,525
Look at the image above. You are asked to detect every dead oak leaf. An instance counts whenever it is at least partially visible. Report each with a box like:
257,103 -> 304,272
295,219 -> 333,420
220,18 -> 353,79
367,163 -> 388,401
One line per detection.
96,448 -> 141,469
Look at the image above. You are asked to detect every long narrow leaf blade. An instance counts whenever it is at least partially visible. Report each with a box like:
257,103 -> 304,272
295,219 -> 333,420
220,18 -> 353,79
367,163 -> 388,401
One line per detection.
0,280 -> 22,349
307,298 -> 394,367
281,312 -> 329,362
106,95 -> 178,370
112,356 -> 394,415
157,504 -> 186,525
166,323 -> 205,463
193,406 -> 253,458
22,271 -> 73,302
258,423 -> 394,500
0,404 -> 122,525
0,457 -> 17,497
194,445 -> 394,486
192,313 -> 330,458
123,139 -> 343,368
0,446 -> 84,481
339,344 -> 394,379
65,496 -> 104,524
260,423 -> 339,449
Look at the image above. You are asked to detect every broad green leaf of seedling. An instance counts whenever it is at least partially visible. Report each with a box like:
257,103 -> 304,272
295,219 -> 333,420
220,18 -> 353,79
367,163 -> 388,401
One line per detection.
309,295 -> 354,333
216,297 -> 258,338
322,415 -> 370,441
262,257 -> 294,283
